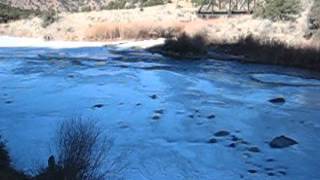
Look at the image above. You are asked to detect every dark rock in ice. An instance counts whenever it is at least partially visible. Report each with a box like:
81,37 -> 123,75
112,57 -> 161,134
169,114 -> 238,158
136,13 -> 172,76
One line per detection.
68,74 -> 75,78
136,103 -> 142,106
267,172 -> 275,176
208,138 -> 218,144
266,158 -> 275,162
92,104 -> 104,108
188,114 -> 194,119
240,140 -> 250,145
278,170 -> 287,175
207,114 -> 216,119
150,95 -> 158,99
269,97 -> 286,104
5,100 -> 13,104
269,135 -> 298,148
228,143 -> 236,148
152,114 -> 161,120
154,109 -> 164,114
247,147 -> 261,153
119,124 -> 129,129
248,169 -> 257,174
230,135 -> 241,142
214,130 -> 230,137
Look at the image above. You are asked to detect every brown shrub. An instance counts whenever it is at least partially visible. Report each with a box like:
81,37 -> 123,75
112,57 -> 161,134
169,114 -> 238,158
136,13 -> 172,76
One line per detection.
86,21 -> 185,41
147,31 -> 210,58
211,35 -> 320,71
160,32 -> 208,58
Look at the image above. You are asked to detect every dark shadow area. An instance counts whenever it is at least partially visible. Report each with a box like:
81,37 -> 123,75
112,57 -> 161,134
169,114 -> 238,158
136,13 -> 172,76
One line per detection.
0,136 -> 29,180
210,35 -> 320,72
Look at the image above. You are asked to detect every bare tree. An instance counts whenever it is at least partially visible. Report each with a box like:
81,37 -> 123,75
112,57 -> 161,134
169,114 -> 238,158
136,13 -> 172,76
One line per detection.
34,118 -> 120,180
55,118 -> 112,180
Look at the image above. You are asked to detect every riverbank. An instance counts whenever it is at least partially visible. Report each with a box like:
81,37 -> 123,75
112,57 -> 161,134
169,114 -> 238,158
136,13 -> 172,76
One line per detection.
209,36 -> 320,72
0,3 -> 317,45
1,2 -> 319,72
148,32 -> 320,72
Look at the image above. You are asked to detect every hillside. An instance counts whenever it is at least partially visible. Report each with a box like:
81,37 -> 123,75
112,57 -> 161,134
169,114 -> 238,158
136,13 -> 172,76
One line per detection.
0,0 -> 170,11
0,0 -> 113,11
0,0 -> 318,46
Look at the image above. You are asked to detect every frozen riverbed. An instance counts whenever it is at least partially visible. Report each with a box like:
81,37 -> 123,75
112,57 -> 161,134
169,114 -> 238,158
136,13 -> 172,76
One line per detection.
0,37 -> 320,179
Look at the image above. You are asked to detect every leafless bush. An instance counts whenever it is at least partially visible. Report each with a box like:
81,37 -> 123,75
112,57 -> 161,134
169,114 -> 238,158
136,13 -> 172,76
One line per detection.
36,118 -> 116,180
57,118 -> 112,180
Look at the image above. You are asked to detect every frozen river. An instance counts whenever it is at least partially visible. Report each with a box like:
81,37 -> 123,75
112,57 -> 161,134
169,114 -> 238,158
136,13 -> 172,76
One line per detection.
0,37 -> 320,179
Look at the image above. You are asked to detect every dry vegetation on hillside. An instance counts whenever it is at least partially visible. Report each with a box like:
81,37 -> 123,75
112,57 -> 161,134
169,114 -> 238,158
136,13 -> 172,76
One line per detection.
86,21 -> 184,40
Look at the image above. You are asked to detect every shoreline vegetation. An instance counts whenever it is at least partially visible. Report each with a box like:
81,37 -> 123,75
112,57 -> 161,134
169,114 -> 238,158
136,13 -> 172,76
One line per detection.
149,33 -> 320,72
0,0 -> 319,72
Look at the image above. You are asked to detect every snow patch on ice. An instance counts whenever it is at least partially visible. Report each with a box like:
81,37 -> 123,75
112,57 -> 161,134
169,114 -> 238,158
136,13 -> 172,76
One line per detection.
251,73 -> 320,86
0,36 -> 164,49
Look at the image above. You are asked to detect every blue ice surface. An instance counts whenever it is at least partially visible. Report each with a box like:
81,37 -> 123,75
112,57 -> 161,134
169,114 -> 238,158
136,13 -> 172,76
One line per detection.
0,45 -> 320,180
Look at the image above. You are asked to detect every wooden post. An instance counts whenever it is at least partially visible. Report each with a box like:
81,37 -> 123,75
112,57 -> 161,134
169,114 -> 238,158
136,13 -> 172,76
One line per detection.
210,0 -> 215,14
228,0 -> 232,16
235,0 -> 238,11
198,2 -> 205,13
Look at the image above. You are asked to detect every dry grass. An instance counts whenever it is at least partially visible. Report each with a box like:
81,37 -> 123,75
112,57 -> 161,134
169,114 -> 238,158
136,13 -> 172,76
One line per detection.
85,20 -> 185,41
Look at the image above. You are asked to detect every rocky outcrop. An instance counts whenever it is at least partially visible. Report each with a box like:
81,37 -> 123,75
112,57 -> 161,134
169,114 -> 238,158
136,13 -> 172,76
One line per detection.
269,135 -> 298,149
